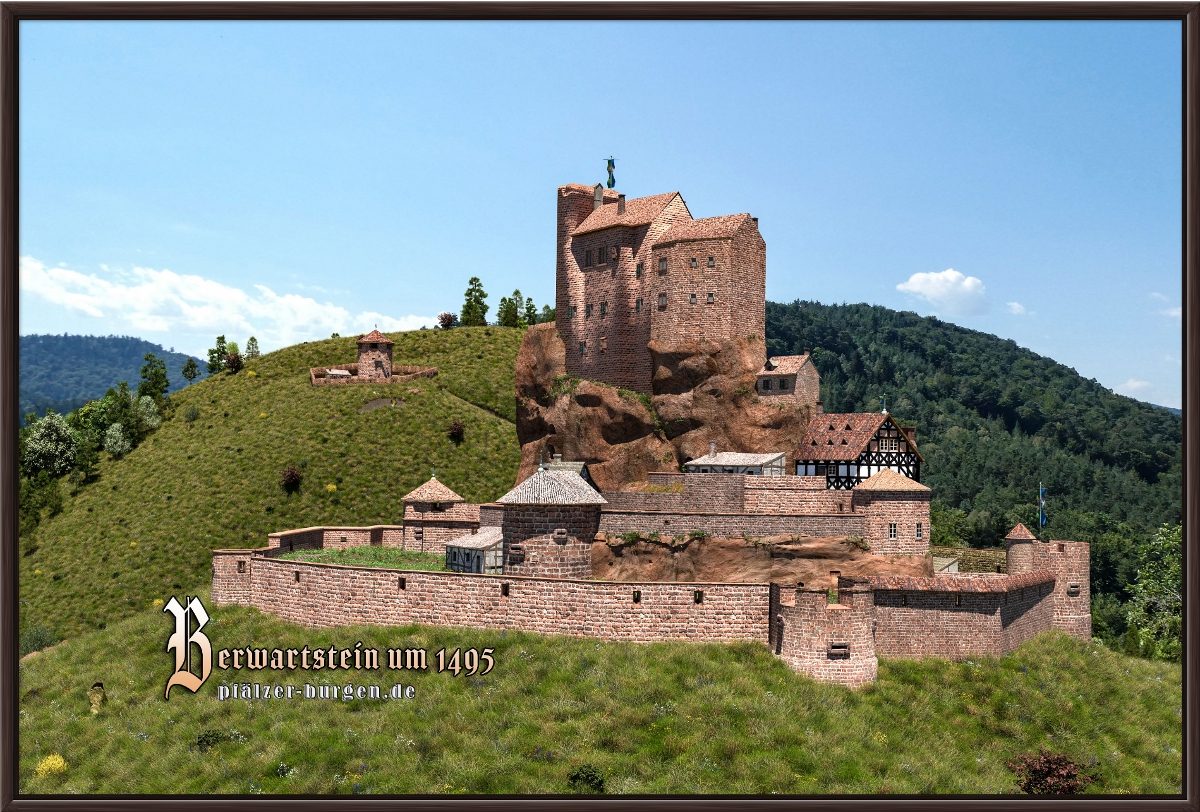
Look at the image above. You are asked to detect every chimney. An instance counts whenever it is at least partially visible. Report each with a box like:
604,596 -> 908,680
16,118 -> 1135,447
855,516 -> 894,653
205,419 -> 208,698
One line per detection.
617,194 -> 626,215
593,183 -> 604,211
553,453 -> 563,462
751,216 -> 759,225
815,400 -> 824,414
708,441 -> 717,457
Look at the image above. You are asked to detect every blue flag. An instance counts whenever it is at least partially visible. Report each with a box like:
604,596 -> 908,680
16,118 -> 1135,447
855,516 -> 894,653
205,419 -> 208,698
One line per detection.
1038,484 -> 1048,528
606,157 -> 616,189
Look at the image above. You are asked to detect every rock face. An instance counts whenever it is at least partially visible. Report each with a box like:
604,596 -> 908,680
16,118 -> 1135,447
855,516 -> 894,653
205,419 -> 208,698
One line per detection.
592,534 -> 932,585
515,323 -> 817,491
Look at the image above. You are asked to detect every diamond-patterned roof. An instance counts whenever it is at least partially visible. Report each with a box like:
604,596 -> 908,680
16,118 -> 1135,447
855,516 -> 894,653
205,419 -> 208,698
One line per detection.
653,213 -> 751,246
497,468 -> 607,506
759,354 -> 811,376
1006,523 -> 1038,541
571,192 -> 681,236
855,468 -> 929,492
357,329 -> 393,345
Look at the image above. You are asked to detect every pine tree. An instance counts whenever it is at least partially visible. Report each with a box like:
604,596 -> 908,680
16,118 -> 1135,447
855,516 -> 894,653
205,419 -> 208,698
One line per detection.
460,277 -> 489,326
206,336 -> 227,374
523,297 -> 539,326
496,291 -> 522,328
137,352 -> 169,402
245,336 -> 260,359
181,357 -> 199,384
540,304 -> 556,323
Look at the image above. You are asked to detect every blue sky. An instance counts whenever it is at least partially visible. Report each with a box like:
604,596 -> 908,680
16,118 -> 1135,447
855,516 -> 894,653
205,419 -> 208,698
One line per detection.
18,20 -> 1182,407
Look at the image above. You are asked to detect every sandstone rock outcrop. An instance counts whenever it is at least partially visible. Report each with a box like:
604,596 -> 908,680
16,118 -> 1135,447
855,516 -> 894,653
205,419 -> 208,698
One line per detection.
515,323 -> 817,491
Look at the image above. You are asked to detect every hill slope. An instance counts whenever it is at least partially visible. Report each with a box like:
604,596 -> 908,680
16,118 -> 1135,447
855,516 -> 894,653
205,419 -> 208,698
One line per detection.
20,327 -> 524,638
19,334 -> 207,421
17,602 -> 1182,795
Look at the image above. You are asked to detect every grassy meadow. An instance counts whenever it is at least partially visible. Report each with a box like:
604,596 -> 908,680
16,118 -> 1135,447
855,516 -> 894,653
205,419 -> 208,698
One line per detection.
19,327 -> 524,640
18,598 -> 1182,795
277,548 -> 446,571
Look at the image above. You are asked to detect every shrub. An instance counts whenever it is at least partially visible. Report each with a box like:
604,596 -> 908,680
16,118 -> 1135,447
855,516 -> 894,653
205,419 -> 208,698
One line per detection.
325,483 -> 337,493
1006,750 -> 1094,795
687,530 -> 709,541
567,764 -> 605,794
195,729 -> 226,752
33,754 -> 68,779
184,405 -> 201,424
246,370 -> 257,379
280,464 -> 303,495
21,412 -> 78,478
618,532 -> 642,543
446,419 -> 466,445
437,312 -> 459,329
225,352 -> 244,374
103,423 -> 132,459
19,624 -> 60,656
136,395 -> 161,431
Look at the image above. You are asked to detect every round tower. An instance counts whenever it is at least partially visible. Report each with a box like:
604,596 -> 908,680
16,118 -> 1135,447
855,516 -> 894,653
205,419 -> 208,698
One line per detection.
356,329 -> 393,381
1004,522 -> 1038,573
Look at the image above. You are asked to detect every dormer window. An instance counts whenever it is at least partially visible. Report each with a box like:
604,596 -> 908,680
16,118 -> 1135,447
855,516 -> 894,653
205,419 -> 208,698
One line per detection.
658,257 -> 667,274
707,256 -> 715,268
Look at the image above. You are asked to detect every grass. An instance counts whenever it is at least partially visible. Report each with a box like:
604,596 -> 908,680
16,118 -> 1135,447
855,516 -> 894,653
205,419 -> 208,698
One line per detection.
277,548 -> 445,571
19,327 -> 525,639
18,599 -> 1182,795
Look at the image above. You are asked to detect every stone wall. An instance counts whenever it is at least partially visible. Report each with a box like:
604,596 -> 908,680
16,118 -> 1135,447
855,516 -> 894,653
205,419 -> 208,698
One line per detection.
401,503 -> 482,554
267,526 -> 405,552
599,510 -> 865,539
1024,540 -> 1092,640
869,571 -> 1056,659
502,505 -> 600,579
743,476 -> 854,515
219,556 -> 771,644
853,490 -> 931,555
309,364 -> 437,387
211,550 -> 255,605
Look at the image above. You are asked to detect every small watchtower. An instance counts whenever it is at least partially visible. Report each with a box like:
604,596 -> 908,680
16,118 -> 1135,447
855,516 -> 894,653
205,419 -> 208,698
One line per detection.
356,329 -> 394,381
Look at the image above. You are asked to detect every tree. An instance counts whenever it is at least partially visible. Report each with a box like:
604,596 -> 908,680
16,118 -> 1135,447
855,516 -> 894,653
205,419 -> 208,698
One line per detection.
20,412 -> 78,478
523,297 -> 539,326
103,423 -> 132,459
245,336 -> 260,359
1124,522 -> 1182,660
540,304 -> 556,323
496,290 -> 524,328
437,312 -> 459,330
135,396 -> 161,431
181,357 -> 200,384
226,340 -> 240,358
70,430 -> 100,485
206,335 -> 228,374
460,277 -> 489,326
137,352 -> 170,402
225,351 -> 244,374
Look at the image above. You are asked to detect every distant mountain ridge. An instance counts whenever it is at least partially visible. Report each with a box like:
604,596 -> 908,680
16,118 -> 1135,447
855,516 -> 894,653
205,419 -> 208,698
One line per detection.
19,334 -> 206,421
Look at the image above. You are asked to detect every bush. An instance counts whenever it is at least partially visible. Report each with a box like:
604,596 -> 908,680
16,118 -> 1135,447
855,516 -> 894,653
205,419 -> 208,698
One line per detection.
103,423 -> 132,458
184,405 -> 201,424
19,624 -> 60,656
1006,750 -> 1094,795
687,530 -> 709,541
567,764 -> 605,794
437,312 -> 459,329
33,753 -> 67,779
280,464 -> 303,495
225,352 -> 244,374
21,412 -> 78,478
446,419 -> 466,445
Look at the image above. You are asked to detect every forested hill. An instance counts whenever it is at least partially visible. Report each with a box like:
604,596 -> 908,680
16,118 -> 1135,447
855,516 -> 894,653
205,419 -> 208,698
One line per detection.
19,334 -> 205,421
765,301 -> 1181,544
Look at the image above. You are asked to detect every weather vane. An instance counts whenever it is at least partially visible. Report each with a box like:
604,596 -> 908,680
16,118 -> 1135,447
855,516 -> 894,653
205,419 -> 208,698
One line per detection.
606,156 -> 616,189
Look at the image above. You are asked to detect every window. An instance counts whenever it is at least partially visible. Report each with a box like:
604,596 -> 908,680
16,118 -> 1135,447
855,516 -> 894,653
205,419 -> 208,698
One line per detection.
579,341 -> 586,355
600,335 -> 607,353
916,522 -> 923,540
689,257 -> 698,269
707,256 -> 715,267
706,292 -> 714,304
585,303 -> 593,317
657,293 -> 667,310
237,560 -> 246,573
780,378 -> 789,390
635,298 -> 643,313
879,437 -> 899,452
888,523 -> 897,540
370,343 -> 378,350
414,528 -> 424,540
658,256 -> 668,274
569,305 -> 577,318
762,378 -> 772,391
584,249 -> 593,267
600,246 -> 609,264
600,301 -> 607,318
636,262 -> 644,278
689,292 -> 697,305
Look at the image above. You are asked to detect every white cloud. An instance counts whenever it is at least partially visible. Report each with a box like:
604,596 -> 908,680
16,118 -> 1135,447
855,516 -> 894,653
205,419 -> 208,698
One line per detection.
19,256 -> 436,354
1149,291 -> 1169,303
1159,306 -> 1182,320
896,268 -> 987,316
1006,301 -> 1027,316
1115,377 -> 1151,395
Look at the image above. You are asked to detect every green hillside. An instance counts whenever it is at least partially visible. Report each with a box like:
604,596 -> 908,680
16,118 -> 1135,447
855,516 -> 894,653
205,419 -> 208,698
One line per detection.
18,601 -> 1182,795
20,334 -> 207,422
20,327 -> 524,639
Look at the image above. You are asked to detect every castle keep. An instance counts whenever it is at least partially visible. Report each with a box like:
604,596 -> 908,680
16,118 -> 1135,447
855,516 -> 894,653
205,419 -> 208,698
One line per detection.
212,179 -> 1092,688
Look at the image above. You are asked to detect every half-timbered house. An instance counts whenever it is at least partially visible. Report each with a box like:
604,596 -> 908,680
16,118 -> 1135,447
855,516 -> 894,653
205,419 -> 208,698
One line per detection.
794,412 -> 922,489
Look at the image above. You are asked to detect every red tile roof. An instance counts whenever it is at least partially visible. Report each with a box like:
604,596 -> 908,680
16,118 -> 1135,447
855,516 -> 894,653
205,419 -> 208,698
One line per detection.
1006,523 -> 1038,541
797,413 -> 889,461
653,213 -> 751,247
855,468 -> 930,492
402,476 -> 464,504
357,329 -> 393,345
759,354 -> 811,376
571,192 -> 680,236
868,570 -> 1055,594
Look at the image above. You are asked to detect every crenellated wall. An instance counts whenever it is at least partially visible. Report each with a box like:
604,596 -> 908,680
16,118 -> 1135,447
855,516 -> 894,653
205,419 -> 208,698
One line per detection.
1007,538 -> 1092,641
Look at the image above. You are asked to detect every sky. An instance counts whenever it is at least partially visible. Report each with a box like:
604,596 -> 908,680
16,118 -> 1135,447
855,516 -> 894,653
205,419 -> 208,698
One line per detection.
18,20 -> 1183,408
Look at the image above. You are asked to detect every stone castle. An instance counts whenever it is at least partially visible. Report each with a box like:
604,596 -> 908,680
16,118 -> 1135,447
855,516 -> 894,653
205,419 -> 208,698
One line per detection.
213,180 -> 1092,688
